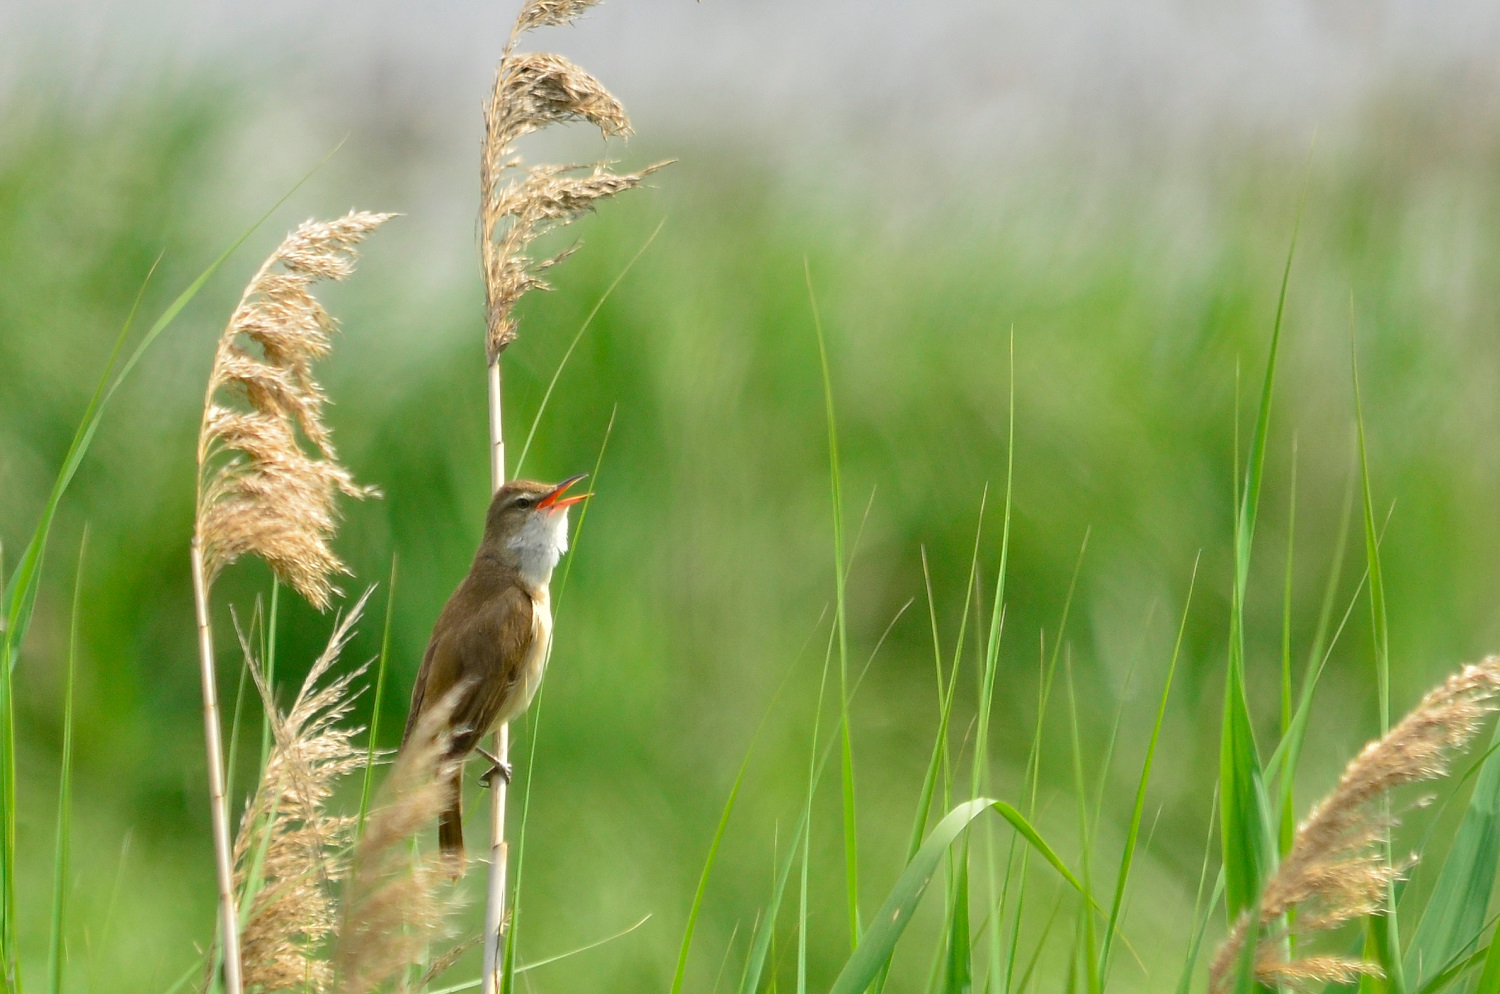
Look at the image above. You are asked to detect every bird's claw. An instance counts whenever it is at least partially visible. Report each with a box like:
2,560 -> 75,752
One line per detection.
476,747 -> 513,788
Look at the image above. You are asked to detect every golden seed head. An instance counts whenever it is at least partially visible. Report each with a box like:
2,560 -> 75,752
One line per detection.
195,210 -> 392,609
1209,656 -> 1500,993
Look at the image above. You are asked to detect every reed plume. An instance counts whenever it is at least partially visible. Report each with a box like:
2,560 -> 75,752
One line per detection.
1209,656 -> 1500,993
231,594 -> 371,994
191,210 -> 390,994
196,210 -> 391,610
480,3 -> 666,361
334,695 -> 465,994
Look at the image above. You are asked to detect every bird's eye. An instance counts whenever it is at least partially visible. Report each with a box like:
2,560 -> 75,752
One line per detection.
514,497 -> 533,509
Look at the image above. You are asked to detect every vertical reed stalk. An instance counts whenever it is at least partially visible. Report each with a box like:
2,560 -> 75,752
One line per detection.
482,360 -> 508,994
472,2 -> 664,985
192,538 -> 244,994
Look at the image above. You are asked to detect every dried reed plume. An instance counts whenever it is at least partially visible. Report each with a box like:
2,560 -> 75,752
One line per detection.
1209,656 -> 1500,993
191,210 -> 389,994
334,695 -> 465,994
230,593 -> 371,994
480,0 -> 666,361
195,210 -> 391,610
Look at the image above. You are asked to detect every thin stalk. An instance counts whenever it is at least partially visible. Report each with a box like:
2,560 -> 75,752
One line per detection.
357,556 -> 398,839
807,261 -> 860,949
482,358 -> 509,994
259,581 -> 280,771
47,529 -> 87,994
0,536 -> 13,994
1279,437 -> 1298,859
190,538 -> 242,994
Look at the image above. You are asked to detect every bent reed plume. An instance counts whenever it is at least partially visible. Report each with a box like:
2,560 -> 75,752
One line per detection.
190,210 -> 390,994
1209,656 -> 1500,993
231,596 -> 370,994
221,593 -> 463,994
335,696 -> 465,994
195,210 -> 391,610
480,0 -> 667,361
473,3 -> 667,993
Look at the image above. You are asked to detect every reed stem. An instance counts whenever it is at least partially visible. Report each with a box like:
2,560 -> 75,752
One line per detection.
190,537 -> 243,994
481,358 -> 510,994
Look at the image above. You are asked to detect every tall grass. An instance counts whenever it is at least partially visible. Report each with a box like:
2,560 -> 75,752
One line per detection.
9,31 -> 1500,994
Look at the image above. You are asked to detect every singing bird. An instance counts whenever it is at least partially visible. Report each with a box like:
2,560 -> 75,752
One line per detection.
401,474 -> 590,860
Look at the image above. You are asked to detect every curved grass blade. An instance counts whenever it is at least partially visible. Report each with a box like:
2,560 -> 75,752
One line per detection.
830,800 -> 1091,994
513,219 -> 665,478
807,259 -> 861,949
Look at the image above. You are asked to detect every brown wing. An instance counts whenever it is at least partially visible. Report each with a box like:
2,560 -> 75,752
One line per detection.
402,579 -> 534,759
444,585 -> 535,756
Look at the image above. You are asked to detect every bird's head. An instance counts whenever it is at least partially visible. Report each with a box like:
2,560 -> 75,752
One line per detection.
482,474 -> 591,587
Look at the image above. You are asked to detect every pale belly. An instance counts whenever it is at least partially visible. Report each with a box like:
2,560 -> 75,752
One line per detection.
496,587 -> 551,726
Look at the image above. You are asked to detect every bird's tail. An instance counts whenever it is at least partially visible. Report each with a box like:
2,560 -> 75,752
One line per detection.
438,763 -> 465,862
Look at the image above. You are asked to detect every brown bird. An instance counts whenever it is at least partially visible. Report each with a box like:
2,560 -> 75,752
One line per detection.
401,474 -> 590,860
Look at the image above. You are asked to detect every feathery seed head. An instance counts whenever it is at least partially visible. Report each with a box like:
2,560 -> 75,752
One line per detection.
232,593 -> 372,994
479,3 -> 668,361
335,693 -> 465,994
195,211 -> 391,609
515,0 -> 606,32
1209,656 -> 1500,993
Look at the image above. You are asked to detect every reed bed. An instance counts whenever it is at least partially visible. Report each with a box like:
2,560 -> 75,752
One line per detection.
8,8 -> 1500,994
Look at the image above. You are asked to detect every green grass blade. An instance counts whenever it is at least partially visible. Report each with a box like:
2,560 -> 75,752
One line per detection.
357,556 -> 398,840
831,800 -> 1092,994
1404,717 -> 1500,987
1218,641 -> 1274,922
1100,552 -> 1199,982
1353,307 -> 1405,994
1230,898 -> 1263,994
978,330 -> 1017,994
1065,657 -> 1100,994
1174,812 -> 1225,994
0,540 -> 13,994
1002,585 -> 1075,994
1220,189 -> 1304,921
737,601 -> 902,994
1352,311 -> 1391,735
1011,891 -> 1065,994
737,809 -> 809,994
1271,458 -> 1356,849
941,861 -> 973,994
1474,927 -> 1500,994
670,665 -> 793,994
513,219 -> 665,477
555,404 -> 617,608
46,530 -> 86,994
807,260 -> 861,949
1279,439 -> 1297,857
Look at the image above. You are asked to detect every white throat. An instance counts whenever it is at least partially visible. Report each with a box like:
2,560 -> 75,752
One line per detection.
508,508 -> 570,591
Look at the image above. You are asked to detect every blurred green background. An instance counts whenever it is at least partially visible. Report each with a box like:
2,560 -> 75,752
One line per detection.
5,10 -> 1500,990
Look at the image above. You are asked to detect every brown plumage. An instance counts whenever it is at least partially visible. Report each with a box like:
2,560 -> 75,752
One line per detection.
401,475 -> 589,862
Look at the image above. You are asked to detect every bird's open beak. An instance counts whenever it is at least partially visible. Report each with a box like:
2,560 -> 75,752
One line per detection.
537,473 -> 591,511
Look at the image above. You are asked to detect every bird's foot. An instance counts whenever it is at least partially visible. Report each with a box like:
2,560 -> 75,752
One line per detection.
476,747 -> 513,788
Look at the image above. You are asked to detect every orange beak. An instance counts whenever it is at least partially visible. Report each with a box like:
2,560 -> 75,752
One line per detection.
536,473 -> 591,511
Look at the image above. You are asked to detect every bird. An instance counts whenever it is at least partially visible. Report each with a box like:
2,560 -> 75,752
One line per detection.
400,473 -> 590,862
